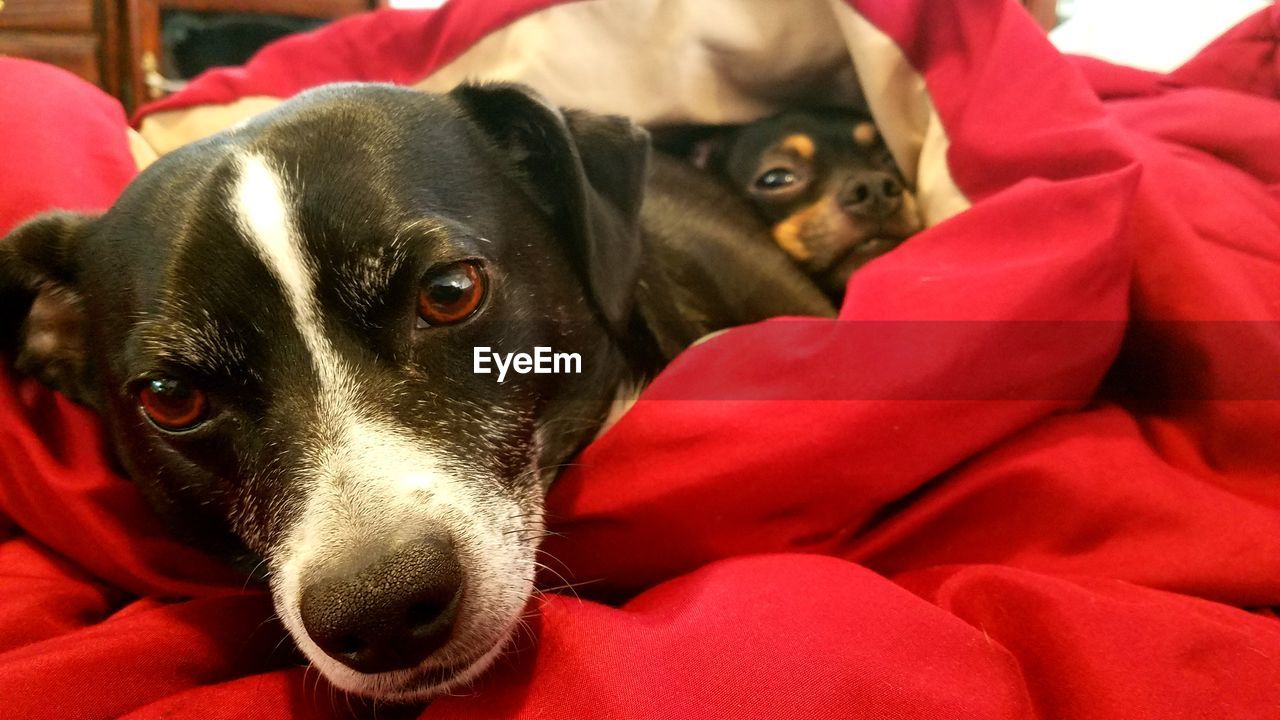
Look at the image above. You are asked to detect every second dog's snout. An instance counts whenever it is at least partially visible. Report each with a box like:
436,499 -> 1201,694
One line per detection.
840,171 -> 904,218
299,535 -> 463,674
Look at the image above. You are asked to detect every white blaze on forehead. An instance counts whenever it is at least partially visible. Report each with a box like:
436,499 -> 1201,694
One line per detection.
232,153 -> 329,371
229,152 -> 463,520
228,151 -> 454,491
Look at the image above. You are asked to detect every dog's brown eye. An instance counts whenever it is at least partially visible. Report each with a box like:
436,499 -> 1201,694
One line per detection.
418,261 -> 486,326
139,379 -> 208,431
756,168 -> 797,190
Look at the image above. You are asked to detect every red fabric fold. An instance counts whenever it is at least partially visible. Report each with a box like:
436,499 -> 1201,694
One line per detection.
0,59 -> 137,236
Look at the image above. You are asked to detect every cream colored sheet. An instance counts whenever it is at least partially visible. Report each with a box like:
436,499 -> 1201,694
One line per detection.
137,0 -> 969,224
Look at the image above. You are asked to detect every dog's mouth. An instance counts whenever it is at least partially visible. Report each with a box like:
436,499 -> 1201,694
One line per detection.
832,197 -> 924,267
812,216 -> 920,295
825,233 -> 908,271
352,643 -> 510,703
853,233 -> 909,252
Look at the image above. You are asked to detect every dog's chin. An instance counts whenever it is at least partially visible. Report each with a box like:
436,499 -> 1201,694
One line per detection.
803,205 -> 922,289
817,235 -> 907,293
314,631 -> 516,702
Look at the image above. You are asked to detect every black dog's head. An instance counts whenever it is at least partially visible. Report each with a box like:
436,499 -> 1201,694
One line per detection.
719,110 -> 922,295
0,83 -> 648,700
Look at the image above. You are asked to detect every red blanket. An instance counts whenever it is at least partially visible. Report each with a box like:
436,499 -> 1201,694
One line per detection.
3,1 -> 1280,717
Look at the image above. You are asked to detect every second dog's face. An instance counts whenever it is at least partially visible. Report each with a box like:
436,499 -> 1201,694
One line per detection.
722,111 -> 923,294
0,84 -> 647,700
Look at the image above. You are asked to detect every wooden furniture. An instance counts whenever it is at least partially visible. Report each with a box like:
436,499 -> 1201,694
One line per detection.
0,0 -> 380,110
125,0 -> 382,109
0,0 -> 123,96
1024,0 -> 1059,31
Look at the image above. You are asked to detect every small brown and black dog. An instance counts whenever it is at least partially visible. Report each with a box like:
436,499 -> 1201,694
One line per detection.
709,110 -> 924,296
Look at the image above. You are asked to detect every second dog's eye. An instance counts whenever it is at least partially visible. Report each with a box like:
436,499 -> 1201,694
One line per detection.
418,261 -> 487,327
139,379 -> 209,432
756,168 -> 797,190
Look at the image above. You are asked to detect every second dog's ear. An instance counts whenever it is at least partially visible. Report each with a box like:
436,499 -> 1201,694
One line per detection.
689,134 -> 729,172
0,212 -> 97,405
648,124 -> 731,172
450,83 -> 650,333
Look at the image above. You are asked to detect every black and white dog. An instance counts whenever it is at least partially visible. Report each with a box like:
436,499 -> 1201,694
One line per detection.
0,84 -> 832,700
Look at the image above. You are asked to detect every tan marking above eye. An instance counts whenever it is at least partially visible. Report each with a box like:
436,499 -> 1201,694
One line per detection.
780,134 -> 816,161
853,122 -> 878,147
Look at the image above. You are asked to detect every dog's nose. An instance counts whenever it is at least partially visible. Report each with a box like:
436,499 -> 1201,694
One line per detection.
299,535 -> 463,674
840,171 -> 904,219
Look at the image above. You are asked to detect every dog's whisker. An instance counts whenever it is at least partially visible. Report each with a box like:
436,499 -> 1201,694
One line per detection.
343,685 -> 356,718
530,559 -> 586,602
537,576 -> 605,598
240,556 -> 270,592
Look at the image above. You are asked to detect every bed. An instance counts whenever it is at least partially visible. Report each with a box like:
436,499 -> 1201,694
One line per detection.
2,1 -> 1279,717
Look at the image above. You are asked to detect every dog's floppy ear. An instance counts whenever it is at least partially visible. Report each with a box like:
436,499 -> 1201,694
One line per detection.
689,134 -> 730,172
648,124 -> 731,172
450,83 -> 650,332
0,211 -> 97,405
